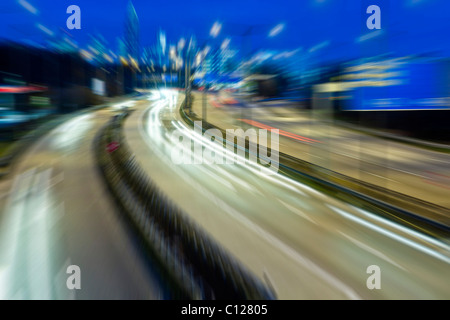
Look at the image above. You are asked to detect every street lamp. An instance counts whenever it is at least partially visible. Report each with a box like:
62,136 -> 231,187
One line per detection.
185,36 -> 197,113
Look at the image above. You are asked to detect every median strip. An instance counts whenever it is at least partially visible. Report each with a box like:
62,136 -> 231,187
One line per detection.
94,111 -> 277,300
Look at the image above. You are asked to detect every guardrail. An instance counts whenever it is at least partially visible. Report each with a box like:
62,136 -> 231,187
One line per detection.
94,111 -> 276,300
180,96 -> 450,239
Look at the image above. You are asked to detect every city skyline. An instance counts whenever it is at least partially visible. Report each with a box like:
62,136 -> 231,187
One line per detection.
2,0 -> 450,63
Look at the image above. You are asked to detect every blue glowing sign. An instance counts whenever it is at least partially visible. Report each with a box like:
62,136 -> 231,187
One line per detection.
346,60 -> 450,111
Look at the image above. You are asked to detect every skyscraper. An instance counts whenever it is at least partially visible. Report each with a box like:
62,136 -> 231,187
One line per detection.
124,1 -> 140,62
157,30 -> 167,67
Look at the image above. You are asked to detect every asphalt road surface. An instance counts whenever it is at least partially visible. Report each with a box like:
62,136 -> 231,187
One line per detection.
123,90 -> 450,299
1,91 -> 448,300
202,92 -> 450,209
0,106 -> 168,300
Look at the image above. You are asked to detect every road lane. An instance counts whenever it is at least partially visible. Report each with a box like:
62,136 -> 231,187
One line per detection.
202,93 -> 450,209
123,90 -> 450,299
0,105 -> 168,299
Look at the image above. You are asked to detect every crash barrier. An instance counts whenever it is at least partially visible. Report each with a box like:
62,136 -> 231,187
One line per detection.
94,111 -> 276,300
180,96 -> 450,239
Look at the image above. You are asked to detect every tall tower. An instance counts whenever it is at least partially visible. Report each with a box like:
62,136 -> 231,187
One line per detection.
124,1 -> 140,61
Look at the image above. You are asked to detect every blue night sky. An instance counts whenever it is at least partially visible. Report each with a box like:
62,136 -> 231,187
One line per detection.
1,0 -> 449,60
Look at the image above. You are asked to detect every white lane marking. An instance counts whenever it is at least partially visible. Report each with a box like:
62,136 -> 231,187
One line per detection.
278,199 -> 317,225
327,205 -> 450,264
351,206 -> 450,252
143,95 -> 266,197
332,150 -> 428,180
49,172 -> 64,187
28,168 -> 53,300
0,168 -> 36,299
364,171 -> 397,183
262,268 -> 278,297
214,165 -> 262,195
137,94 -> 360,299
390,168 -> 427,179
211,194 -> 361,300
338,231 -> 406,271
429,158 -> 449,164
194,164 -> 237,193
172,118 -> 310,197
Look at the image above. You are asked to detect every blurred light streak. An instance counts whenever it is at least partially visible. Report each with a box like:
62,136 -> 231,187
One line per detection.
0,169 -> 35,299
352,206 -> 450,253
221,38 -> 231,50
327,205 -> 450,264
18,0 -> 39,15
356,30 -> 384,43
338,232 -> 406,271
139,94 -> 361,299
53,114 -> 93,150
80,49 -> 94,61
36,23 -> 54,37
239,119 -> 321,144
268,23 -> 285,38
178,38 -> 186,51
103,53 -> 113,63
210,22 -> 222,38
120,56 -> 128,66
27,168 -> 53,299
308,40 -> 330,53
143,91 -> 326,202
111,100 -> 135,110
0,85 -> 47,93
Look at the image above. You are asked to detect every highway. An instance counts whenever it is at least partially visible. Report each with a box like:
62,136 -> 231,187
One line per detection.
123,90 -> 450,299
0,90 -> 448,299
0,106 -> 169,299
3,0 -> 449,302
203,92 -> 450,210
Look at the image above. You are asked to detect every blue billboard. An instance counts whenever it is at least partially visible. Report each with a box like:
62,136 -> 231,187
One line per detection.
346,59 -> 450,111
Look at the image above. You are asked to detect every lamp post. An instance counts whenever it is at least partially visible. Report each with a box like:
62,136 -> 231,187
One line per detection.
184,38 -> 195,113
